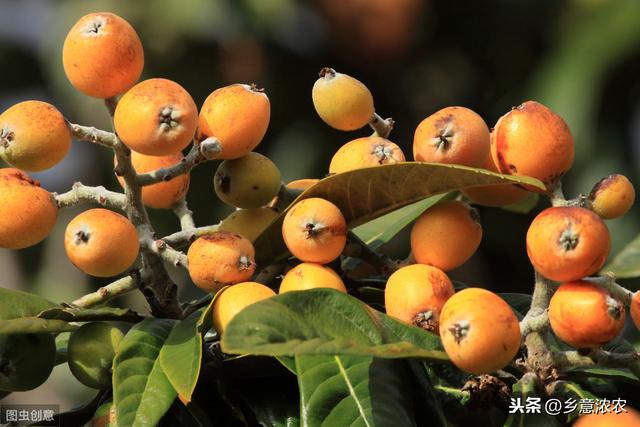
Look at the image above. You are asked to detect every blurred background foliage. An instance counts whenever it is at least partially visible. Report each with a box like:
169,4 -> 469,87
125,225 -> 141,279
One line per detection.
1,0 -> 640,412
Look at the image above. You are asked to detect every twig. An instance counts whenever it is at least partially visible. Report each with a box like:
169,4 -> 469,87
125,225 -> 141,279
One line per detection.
270,184 -> 302,213
253,263 -> 285,285
343,231 -> 399,275
68,122 -> 121,151
72,270 -> 141,308
553,348 -> 640,369
162,224 -> 221,248
136,140 -> 217,186
152,239 -> 189,268
581,272 -> 634,306
369,112 -> 394,139
55,182 -> 127,210
173,198 -> 195,230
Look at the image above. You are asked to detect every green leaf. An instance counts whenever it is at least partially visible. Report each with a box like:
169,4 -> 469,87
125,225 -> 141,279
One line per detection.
352,193 -> 451,249
500,193 -> 540,214
39,305 -> 144,323
549,381 -> 599,424
0,317 -> 77,334
603,233 -> 640,278
113,318 -> 177,427
254,162 -> 545,265
159,302 -> 213,404
221,289 -> 447,361
564,367 -> 640,386
0,287 -> 56,320
504,375 -> 563,427
296,355 -> 416,427
237,376 -> 300,427
55,332 -> 70,366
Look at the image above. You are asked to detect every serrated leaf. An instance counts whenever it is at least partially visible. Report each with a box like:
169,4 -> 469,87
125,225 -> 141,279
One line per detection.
159,302 -> 213,404
254,162 -> 545,265
0,317 -> 77,334
0,287 -> 56,320
296,355 -> 415,427
113,318 -> 177,427
221,289 -> 447,361
39,305 -> 144,323
352,193 -> 451,249
603,233 -> 640,278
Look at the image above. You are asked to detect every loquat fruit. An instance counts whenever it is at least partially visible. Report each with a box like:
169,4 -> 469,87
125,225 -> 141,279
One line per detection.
198,84 -> 270,160
116,151 -> 190,209
282,198 -> 347,264
492,101 -> 574,192
410,200 -> 482,271
219,207 -> 278,242
589,174 -> 635,220
187,231 -> 256,292
212,281 -> 276,335
279,262 -> 346,293
413,106 -> 490,168
439,287 -> 521,375
63,12 -> 144,98
573,408 -> 640,427
384,264 -> 455,333
64,208 -> 139,277
0,333 -> 56,392
329,136 -> 405,174
214,152 -> 281,209
286,179 -> 320,191
114,78 -> 198,156
526,207 -> 610,282
549,281 -> 625,349
67,322 -> 123,389
632,291 -> 640,329
461,134 -> 529,207
312,67 -> 374,131
0,101 -> 72,171
0,168 -> 57,249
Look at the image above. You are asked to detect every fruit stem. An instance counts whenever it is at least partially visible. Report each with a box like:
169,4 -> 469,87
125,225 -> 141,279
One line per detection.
369,112 -> 394,139
581,272 -> 634,306
344,231 -> 400,275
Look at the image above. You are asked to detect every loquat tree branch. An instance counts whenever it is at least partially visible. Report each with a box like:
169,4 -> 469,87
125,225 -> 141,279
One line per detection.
55,182 -> 127,211
72,269 -> 142,308
161,224 -> 221,248
343,231 -> 409,275
100,97 -> 183,319
581,272 -> 634,306
136,139 -> 221,186
172,198 -> 196,231
152,239 -> 189,269
522,271 -> 557,377
68,122 -> 122,153
552,348 -> 640,369
369,112 -> 395,139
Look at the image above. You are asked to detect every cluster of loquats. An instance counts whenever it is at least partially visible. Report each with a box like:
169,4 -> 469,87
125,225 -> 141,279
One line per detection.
1,10 -> 639,425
